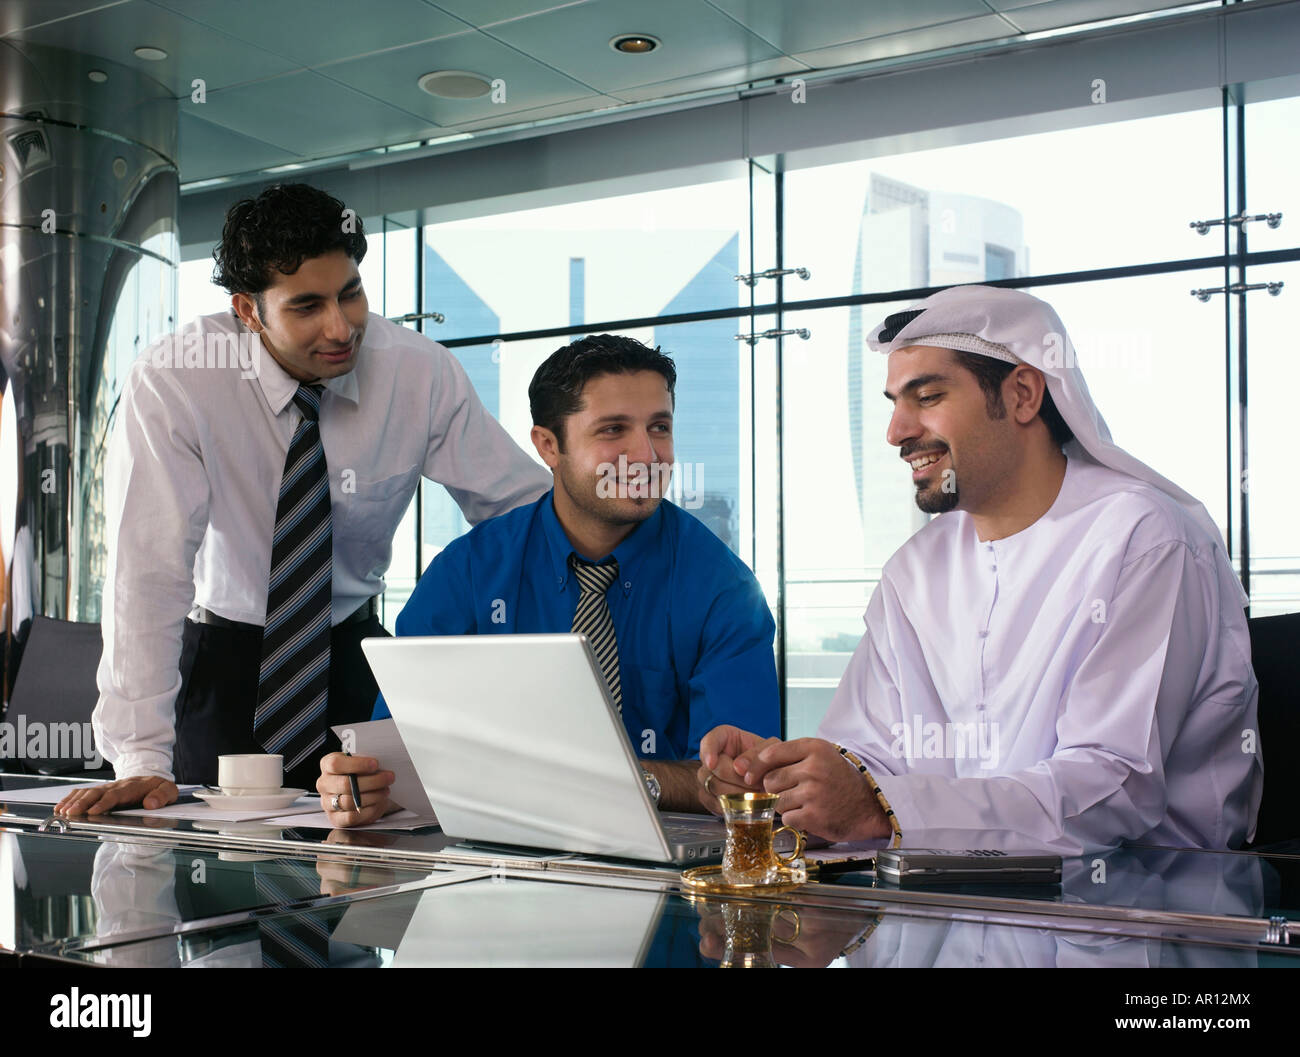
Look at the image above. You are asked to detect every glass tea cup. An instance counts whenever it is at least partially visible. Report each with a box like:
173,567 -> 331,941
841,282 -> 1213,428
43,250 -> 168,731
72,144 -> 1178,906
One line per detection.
718,792 -> 805,886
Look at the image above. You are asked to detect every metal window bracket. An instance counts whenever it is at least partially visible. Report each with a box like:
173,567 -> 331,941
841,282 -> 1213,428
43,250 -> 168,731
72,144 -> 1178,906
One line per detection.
1190,281 -> 1284,302
734,266 -> 811,287
734,328 -> 811,346
1189,211 -> 1282,235
388,311 -> 445,324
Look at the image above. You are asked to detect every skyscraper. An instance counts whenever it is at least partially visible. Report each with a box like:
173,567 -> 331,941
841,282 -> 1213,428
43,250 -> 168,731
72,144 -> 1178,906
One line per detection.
421,242 -> 502,550
654,234 -> 741,553
850,174 -> 1027,566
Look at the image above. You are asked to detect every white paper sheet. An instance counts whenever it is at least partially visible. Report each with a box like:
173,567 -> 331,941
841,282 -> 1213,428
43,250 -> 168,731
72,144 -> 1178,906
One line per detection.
0,783 -> 201,805
115,797 -> 321,822
260,808 -> 433,831
330,718 -> 437,826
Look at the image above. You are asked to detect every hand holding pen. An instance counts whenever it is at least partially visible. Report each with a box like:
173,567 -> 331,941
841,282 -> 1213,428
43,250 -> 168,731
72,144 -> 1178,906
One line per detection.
315,751 -> 396,829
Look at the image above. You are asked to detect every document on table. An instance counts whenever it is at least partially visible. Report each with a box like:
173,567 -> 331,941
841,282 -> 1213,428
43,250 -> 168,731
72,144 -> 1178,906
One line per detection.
116,797 -> 322,822
329,718 -> 438,827
0,783 -> 201,805
261,807 -> 434,831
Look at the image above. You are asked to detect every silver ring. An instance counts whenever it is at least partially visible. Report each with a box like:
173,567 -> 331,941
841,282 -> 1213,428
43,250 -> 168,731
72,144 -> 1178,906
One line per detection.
330,794 -> 342,812
705,774 -> 717,795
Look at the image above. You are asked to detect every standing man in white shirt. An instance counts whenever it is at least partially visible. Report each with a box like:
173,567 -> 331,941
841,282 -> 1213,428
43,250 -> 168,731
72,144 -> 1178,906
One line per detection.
697,285 -> 1262,855
58,183 -> 550,815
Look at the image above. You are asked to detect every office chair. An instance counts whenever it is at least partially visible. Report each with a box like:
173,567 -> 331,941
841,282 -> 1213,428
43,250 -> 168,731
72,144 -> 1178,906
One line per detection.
1,615 -> 110,778
1244,611 -> 1300,849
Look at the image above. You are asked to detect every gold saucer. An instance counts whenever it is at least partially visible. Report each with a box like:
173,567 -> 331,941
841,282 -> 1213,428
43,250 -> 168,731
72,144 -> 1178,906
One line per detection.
680,864 -> 805,896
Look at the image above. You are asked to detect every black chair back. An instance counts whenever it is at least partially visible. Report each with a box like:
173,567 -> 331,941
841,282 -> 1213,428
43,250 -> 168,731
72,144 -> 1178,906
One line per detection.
1246,611 -> 1300,847
2,615 -> 107,777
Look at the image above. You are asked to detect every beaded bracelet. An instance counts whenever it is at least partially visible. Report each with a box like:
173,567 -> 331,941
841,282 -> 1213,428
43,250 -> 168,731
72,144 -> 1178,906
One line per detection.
836,744 -> 903,848
837,916 -> 883,961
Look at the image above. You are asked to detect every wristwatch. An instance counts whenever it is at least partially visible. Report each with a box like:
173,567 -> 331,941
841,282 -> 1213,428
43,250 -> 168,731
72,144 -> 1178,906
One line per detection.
641,769 -> 661,807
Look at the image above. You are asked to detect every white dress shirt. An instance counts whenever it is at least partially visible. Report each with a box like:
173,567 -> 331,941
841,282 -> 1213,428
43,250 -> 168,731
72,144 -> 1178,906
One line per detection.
94,311 -> 552,780
819,455 -> 1263,855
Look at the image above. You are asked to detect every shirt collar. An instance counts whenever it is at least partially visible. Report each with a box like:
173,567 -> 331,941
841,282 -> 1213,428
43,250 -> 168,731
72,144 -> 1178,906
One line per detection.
540,489 -> 665,594
249,329 -> 361,415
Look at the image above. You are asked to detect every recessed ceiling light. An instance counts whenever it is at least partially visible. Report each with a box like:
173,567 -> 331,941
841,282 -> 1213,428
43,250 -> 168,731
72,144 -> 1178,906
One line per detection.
610,34 -> 660,54
133,46 -> 168,61
87,69 -> 108,83
418,70 -> 493,99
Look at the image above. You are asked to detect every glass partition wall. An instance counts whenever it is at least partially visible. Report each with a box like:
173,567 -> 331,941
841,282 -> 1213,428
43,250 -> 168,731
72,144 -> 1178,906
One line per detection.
177,82 -> 1300,735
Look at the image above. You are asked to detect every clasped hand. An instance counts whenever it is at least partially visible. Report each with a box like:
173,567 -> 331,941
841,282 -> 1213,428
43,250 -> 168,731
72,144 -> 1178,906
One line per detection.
694,725 -> 891,842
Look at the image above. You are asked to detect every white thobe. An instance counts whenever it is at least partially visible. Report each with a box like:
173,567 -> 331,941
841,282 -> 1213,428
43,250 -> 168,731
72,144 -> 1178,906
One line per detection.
94,311 -> 552,780
819,455 -> 1262,855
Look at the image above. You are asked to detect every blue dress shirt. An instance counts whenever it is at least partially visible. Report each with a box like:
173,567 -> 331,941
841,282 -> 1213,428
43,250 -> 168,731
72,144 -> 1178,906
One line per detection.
374,490 -> 779,760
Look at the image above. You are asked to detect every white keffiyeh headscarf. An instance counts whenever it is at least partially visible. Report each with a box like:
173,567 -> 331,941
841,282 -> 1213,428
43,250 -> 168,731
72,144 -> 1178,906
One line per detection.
867,284 -> 1246,604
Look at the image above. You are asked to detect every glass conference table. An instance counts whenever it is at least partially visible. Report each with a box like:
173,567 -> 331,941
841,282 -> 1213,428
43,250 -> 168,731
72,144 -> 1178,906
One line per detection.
2,774 -> 1297,968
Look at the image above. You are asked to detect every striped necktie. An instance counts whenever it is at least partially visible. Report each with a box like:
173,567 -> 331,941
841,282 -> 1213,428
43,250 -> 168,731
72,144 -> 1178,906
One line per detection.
255,383 -> 332,775
254,857 -> 334,968
570,554 -> 622,713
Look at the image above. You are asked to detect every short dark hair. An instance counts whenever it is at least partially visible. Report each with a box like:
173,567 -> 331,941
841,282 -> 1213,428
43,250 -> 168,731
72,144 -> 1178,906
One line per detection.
212,183 -> 367,313
950,349 -> 1074,448
529,334 -> 677,449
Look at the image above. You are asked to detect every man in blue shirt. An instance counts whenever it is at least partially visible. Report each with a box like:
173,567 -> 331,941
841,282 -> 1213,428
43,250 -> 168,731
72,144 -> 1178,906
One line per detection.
318,334 -> 779,825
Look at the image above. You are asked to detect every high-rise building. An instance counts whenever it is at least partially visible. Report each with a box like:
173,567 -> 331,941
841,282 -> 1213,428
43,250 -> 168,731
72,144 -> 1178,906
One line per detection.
654,234 -> 741,553
850,174 -> 1028,566
421,242 -> 502,548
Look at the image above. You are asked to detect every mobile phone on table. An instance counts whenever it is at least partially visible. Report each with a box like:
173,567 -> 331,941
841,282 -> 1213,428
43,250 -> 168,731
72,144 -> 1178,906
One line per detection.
874,848 -> 1062,886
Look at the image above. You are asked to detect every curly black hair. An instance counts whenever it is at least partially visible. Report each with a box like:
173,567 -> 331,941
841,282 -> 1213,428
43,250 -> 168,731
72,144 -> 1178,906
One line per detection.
212,183 -> 367,313
529,334 -> 677,450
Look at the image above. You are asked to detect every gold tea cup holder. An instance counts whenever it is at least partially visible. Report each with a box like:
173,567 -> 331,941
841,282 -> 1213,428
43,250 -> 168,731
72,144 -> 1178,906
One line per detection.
680,861 -> 807,896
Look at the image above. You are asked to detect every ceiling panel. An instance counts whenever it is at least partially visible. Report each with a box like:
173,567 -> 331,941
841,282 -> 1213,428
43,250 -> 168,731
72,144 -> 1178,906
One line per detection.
430,0 -> 594,28
178,109 -> 301,178
987,0 -> 1186,10
9,0 -> 299,92
318,30 -> 602,125
792,13 -> 1017,70
610,55 -> 809,104
998,0 -> 1196,32
189,69 -> 438,156
0,0 -> 132,38
150,0 -> 470,67
448,92 -> 625,132
706,0 -> 993,54
484,0 -> 785,93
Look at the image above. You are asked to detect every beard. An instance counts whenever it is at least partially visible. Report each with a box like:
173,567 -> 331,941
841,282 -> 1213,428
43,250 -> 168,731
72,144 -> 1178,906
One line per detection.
915,485 -> 959,514
914,467 -> 959,514
555,455 -> 663,529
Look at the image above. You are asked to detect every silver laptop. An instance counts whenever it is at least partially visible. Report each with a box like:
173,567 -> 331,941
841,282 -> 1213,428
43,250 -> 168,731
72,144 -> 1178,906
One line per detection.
360,634 -> 726,865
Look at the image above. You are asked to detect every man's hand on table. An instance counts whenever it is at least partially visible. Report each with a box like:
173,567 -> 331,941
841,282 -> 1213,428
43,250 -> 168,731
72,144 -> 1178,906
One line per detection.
698,726 -> 892,842
55,776 -> 178,816
317,752 -> 395,828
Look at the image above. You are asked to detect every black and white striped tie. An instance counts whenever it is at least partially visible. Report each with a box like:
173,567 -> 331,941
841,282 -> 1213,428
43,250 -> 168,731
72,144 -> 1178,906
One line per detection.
570,555 -> 622,713
255,383 -> 332,774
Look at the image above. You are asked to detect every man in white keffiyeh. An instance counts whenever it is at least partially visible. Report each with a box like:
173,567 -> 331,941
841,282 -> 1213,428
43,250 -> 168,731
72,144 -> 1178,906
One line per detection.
700,285 -> 1261,854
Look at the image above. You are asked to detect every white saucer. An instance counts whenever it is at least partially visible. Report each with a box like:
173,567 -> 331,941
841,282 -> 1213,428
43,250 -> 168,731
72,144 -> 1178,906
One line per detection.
193,788 -> 308,812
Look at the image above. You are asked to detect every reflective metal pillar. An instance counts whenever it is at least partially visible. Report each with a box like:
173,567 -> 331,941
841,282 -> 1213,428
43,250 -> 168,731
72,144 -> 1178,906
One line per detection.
0,41 -> 178,626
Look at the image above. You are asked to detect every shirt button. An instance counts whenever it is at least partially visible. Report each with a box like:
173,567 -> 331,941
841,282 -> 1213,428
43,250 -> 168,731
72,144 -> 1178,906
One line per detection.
978,630 -> 989,638
990,565 -> 997,572
624,581 -> 631,589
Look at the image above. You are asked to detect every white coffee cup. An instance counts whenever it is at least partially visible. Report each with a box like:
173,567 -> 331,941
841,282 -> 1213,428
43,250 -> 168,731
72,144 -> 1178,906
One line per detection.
217,754 -> 283,795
